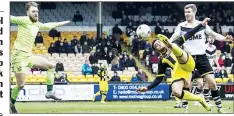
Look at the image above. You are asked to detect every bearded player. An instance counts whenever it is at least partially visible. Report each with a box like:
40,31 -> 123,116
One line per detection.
137,18 -> 212,112
10,2 -> 70,113
170,4 -> 233,113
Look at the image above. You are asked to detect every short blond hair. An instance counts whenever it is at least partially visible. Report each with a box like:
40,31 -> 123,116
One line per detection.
184,4 -> 197,14
26,2 -> 38,11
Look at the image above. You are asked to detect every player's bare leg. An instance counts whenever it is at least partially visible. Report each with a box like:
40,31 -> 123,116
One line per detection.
171,80 -> 211,111
178,76 -> 193,112
32,56 -> 61,100
196,78 -> 204,92
10,73 -> 26,113
204,74 -> 225,113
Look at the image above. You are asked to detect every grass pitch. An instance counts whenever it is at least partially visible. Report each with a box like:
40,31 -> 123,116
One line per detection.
14,100 -> 234,114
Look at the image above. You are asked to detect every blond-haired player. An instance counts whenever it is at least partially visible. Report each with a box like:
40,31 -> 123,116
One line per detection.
10,2 -> 70,113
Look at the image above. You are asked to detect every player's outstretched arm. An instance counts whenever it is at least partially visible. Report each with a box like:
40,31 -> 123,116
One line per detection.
136,76 -> 163,92
205,22 -> 233,42
172,18 -> 210,46
183,18 -> 210,39
104,75 -> 111,81
148,76 -> 164,89
40,21 -> 71,30
58,21 -> 71,26
169,24 -> 181,42
136,60 -> 168,92
10,15 -> 27,25
208,31 -> 233,42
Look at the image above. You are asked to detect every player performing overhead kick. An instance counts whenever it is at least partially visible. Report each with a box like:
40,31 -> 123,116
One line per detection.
10,2 -> 70,113
170,4 -> 233,113
136,18 -> 211,112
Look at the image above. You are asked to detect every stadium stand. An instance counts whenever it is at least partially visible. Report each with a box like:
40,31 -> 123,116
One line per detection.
10,2 -> 234,84
10,2 -> 98,26
11,2 -> 234,26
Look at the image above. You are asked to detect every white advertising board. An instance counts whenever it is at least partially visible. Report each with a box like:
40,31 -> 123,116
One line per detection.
10,85 -> 94,101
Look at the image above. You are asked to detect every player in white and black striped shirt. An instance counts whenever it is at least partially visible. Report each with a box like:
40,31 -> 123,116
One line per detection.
170,4 -> 233,113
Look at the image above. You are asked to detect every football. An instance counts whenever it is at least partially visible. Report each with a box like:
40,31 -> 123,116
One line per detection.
136,24 -> 151,39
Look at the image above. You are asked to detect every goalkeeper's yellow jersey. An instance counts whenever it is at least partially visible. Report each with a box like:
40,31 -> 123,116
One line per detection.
97,68 -> 108,81
10,16 -> 60,53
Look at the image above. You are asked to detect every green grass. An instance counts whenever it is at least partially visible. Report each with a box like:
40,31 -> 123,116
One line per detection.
15,100 -> 233,114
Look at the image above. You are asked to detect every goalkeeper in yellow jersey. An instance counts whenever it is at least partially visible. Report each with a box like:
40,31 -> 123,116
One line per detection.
137,18 -> 212,112
92,64 -> 111,104
10,2 -> 70,113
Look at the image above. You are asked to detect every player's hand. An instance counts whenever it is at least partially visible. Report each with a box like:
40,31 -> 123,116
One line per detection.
201,17 -> 211,26
64,21 -> 71,25
104,75 -> 109,80
216,66 -> 221,72
59,21 -> 71,26
136,87 -> 148,92
225,35 -> 233,42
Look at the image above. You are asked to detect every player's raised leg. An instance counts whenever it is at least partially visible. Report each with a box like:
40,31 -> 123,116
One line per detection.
157,18 -> 210,64
157,34 -> 196,74
32,56 -> 61,100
